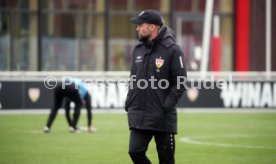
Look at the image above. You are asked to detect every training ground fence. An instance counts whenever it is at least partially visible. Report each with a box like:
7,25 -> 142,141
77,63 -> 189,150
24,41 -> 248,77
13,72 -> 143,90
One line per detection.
0,71 -> 276,109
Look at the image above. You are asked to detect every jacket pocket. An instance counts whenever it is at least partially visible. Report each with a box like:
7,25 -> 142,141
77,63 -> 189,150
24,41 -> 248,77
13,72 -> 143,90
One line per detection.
125,89 -> 138,110
162,95 -> 177,113
151,89 -> 167,112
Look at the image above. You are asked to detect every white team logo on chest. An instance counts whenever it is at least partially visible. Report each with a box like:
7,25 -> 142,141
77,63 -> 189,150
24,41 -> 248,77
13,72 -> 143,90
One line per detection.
135,56 -> 143,63
155,57 -> 164,69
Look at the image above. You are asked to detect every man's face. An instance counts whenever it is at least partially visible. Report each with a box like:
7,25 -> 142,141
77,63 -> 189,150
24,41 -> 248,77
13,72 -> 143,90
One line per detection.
136,23 -> 153,41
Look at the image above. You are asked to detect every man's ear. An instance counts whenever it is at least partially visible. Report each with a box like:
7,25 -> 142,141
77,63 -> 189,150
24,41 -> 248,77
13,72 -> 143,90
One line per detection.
149,24 -> 155,32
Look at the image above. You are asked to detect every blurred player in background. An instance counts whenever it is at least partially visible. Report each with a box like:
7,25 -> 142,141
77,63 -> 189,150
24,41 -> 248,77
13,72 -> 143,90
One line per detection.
44,77 -> 96,133
125,10 -> 187,164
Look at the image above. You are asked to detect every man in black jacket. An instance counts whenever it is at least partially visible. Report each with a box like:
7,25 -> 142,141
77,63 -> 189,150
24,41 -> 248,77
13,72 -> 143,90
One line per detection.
125,10 -> 187,164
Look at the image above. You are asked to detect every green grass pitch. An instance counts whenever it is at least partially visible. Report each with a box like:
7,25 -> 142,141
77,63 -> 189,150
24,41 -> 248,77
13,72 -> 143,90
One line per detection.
0,111 -> 276,164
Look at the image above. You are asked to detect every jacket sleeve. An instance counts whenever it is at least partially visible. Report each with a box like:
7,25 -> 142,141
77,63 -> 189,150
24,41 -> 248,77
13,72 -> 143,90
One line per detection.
163,45 -> 187,111
125,53 -> 137,112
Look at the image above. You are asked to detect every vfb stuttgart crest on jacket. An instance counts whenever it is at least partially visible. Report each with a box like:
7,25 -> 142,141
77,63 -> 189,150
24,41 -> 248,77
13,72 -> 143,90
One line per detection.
155,57 -> 164,69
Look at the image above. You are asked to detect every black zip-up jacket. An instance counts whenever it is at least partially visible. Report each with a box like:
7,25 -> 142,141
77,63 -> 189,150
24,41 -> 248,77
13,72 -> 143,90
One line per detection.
125,26 -> 187,134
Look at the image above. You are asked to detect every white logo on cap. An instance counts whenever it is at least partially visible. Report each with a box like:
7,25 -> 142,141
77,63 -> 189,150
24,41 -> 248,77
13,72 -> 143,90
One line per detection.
139,11 -> 144,16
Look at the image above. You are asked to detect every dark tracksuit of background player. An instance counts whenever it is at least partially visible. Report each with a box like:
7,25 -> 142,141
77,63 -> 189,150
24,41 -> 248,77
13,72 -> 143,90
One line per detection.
125,26 -> 187,164
45,82 -> 82,130
64,91 -> 92,128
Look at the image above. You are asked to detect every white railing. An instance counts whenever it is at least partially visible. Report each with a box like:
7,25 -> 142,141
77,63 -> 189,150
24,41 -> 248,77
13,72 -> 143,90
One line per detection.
0,71 -> 276,81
